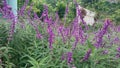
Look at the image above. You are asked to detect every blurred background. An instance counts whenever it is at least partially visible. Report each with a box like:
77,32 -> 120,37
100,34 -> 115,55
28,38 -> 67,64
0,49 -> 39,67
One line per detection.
17,0 -> 120,25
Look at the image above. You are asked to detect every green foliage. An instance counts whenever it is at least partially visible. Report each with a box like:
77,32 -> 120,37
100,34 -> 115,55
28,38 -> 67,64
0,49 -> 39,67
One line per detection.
29,0 -> 45,17
18,0 -> 76,20
56,1 -> 66,19
45,0 -> 58,8
56,0 -> 76,21
110,8 -> 120,25
0,22 -> 8,46
65,2 -> 76,25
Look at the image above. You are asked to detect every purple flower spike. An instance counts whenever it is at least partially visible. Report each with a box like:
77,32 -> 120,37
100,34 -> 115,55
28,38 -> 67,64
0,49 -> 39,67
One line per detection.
47,26 -> 55,50
40,5 -> 49,20
94,19 -> 111,48
113,37 -> 120,44
34,12 -> 39,20
18,0 -> 29,16
77,8 -> 88,30
82,49 -> 91,61
61,53 -> 66,60
116,53 -> 120,58
58,25 -> 66,43
102,50 -> 108,54
117,26 -> 120,32
117,47 -> 120,52
67,52 -> 73,63
72,37 -> 79,50
36,33 -> 42,39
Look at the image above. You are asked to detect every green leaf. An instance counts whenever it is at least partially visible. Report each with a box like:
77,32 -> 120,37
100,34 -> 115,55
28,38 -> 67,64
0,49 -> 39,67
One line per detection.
87,40 -> 95,52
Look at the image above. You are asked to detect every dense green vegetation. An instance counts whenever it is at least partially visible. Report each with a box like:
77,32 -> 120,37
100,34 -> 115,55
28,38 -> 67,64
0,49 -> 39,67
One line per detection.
18,0 -> 120,24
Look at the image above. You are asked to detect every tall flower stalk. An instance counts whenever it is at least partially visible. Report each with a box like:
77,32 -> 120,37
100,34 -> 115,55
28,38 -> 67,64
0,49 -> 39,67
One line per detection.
94,19 -> 111,48
76,5 -> 88,30
47,25 -> 55,50
81,49 -> 91,61
1,0 -> 17,41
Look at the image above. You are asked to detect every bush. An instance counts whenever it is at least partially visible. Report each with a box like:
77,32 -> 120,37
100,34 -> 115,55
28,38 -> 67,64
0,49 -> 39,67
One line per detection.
56,1 -> 66,19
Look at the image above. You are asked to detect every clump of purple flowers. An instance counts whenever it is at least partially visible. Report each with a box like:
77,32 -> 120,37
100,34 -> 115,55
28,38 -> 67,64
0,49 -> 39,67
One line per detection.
71,17 -> 86,50
94,19 -> 111,48
117,46 -> 120,52
116,46 -> 120,59
41,5 -> 55,50
81,49 -> 91,61
61,52 -> 73,67
1,0 -> 120,67
58,25 -> 66,44
47,25 -> 55,49
67,52 -> 73,64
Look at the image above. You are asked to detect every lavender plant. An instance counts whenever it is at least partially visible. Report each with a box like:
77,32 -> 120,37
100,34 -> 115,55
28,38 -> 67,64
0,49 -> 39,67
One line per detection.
0,0 -> 120,68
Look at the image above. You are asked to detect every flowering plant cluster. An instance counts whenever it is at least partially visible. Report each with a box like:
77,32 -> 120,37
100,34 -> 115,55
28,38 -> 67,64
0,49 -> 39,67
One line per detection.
0,0 -> 120,68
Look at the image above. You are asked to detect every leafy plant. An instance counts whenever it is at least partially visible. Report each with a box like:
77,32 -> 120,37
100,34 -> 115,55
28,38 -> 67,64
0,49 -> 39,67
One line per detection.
0,0 -> 120,68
